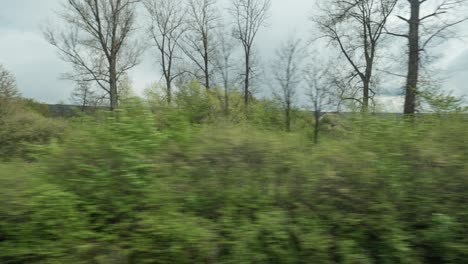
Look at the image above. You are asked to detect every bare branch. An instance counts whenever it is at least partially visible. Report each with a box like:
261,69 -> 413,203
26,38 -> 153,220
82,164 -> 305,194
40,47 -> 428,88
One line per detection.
313,0 -> 397,112
230,0 -> 271,106
144,0 -> 187,103
44,0 -> 141,110
272,37 -> 307,131
390,0 -> 468,114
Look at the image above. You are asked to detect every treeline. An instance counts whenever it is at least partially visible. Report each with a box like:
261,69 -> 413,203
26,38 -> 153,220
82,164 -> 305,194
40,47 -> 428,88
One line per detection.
44,0 -> 468,117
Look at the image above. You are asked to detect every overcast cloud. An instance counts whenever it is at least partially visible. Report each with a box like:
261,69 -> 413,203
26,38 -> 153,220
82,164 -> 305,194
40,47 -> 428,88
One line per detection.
0,0 -> 466,107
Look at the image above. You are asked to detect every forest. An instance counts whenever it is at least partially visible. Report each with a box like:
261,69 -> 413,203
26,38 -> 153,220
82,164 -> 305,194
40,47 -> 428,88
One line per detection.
1,0 -> 468,263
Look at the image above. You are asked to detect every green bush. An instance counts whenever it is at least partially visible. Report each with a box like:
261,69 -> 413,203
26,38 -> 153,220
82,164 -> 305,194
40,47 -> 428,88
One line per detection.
1,102 -> 468,263
174,81 -> 221,124
0,163 -> 88,263
0,109 -> 64,160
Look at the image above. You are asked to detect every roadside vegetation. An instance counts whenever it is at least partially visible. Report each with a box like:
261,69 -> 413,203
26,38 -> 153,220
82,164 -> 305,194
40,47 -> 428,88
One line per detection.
1,77 -> 468,263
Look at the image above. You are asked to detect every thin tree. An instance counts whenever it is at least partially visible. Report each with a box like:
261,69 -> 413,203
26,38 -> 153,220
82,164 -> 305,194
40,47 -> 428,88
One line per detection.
0,65 -> 20,99
328,66 -> 364,112
0,65 -> 21,118
214,21 -> 238,115
314,0 -> 397,112
305,64 -> 336,144
181,0 -> 219,90
44,0 -> 141,111
230,0 -> 271,106
388,0 -> 468,114
144,0 -> 187,103
272,38 -> 306,132
70,81 -> 102,112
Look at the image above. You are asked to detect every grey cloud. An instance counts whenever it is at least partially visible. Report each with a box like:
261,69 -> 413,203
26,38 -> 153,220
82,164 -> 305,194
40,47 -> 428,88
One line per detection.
444,49 -> 468,97
0,0 -> 467,104
0,28 -> 73,102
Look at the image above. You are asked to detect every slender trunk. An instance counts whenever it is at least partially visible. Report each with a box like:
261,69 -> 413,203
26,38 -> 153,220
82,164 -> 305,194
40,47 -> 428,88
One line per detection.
166,77 -> 172,104
224,67 -> 229,115
362,80 -> 369,113
205,70 -> 210,90
109,60 -> 118,111
244,48 -> 250,106
286,101 -> 291,132
205,55 -> 210,90
314,111 -> 320,144
362,51 -> 374,113
162,36 -> 171,104
404,0 -> 420,115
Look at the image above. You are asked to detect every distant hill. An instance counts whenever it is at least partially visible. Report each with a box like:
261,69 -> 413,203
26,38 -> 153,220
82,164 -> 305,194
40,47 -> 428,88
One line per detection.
46,104 -> 78,118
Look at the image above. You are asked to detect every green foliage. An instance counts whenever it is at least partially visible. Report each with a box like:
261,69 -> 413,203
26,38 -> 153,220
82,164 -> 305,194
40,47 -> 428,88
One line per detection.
0,103 -> 64,160
420,90 -> 466,113
0,80 -> 62,160
174,80 -> 221,124
130,212 -> 218,264
247,98 -> 284,130
19,98 -> 50,117
0,163 -> 87,263
1,100 -> 468,263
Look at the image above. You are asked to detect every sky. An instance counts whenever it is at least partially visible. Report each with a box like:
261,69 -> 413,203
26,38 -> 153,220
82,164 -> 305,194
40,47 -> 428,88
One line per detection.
0,0 -> 467,111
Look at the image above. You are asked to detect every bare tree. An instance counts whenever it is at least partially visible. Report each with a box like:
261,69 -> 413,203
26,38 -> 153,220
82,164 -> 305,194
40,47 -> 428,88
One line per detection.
181,0 -> 219,90
328,68 -> 359,112
44,0 -> 141,111
70,81 -> 104,112
305,64 -> 336,144
314,0 -> 397,113
230,0 -> 271,106
214,21 -> 238,115
0,65 -> 21,118
144,0 -> 187,103
272,38 -> 306,132
388,0 -> 468,114
0,65 -> 20,99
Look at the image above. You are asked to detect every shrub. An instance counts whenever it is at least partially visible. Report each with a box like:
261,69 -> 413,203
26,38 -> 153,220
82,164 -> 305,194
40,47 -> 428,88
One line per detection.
0,163 -> 88,263
2,102 -> 468,263
0,109 -> 64,160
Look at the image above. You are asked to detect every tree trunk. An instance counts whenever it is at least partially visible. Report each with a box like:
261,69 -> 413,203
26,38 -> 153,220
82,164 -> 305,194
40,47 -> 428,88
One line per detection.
404,0 -> 420,115
204,53 -> 210,90
224,69 -> 229,115
166,78 -> 172,104
313,111 -> 320,144
286,101 -> 291,132
362,80 -> 370,113
362,55 -> 374,113
109,62 -> 118,111
244,49 -> 250,106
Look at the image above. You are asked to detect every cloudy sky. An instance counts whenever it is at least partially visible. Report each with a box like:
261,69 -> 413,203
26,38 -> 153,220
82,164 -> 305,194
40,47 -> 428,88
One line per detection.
0,0 -> 467,108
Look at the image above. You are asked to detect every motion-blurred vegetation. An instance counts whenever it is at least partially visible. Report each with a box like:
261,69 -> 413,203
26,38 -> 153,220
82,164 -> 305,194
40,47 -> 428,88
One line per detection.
1,81 -> 468,263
